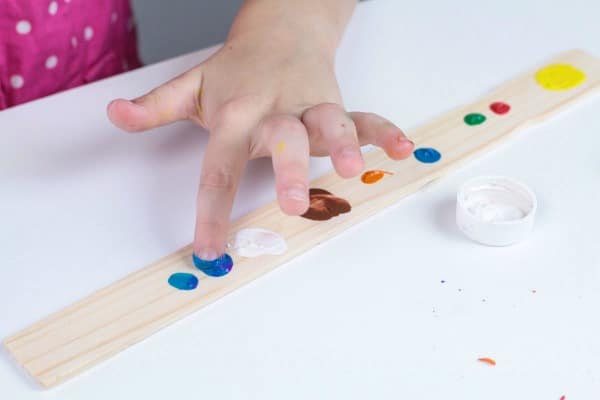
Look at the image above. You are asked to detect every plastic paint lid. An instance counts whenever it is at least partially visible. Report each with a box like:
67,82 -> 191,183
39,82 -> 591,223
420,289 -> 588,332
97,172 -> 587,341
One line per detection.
456,176 -> 537,246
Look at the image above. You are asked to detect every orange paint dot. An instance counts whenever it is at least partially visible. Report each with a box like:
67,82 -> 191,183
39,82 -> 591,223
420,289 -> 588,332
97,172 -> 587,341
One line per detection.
477,357 -> 496,366
361,170 -> 393,184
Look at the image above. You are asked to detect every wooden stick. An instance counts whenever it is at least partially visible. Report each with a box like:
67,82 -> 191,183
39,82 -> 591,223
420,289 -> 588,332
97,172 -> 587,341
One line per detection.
5,50 -> 600,388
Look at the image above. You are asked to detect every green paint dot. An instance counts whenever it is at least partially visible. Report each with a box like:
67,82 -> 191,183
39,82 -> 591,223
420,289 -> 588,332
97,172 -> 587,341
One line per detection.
464,113 -> 486,126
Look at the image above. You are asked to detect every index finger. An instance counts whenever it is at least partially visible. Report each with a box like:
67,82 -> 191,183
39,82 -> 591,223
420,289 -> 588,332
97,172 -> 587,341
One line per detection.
193,132 -> 247,268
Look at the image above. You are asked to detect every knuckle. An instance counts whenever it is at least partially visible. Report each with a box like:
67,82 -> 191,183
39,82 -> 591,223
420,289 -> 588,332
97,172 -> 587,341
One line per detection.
195,220 -> 225,233
264,116 -> 305,137
199,169 -> 235,192
213,99 -> 251,127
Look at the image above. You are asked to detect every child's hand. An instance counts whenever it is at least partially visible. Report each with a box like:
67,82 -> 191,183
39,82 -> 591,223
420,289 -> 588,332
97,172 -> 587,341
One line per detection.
107,2 -> 414,261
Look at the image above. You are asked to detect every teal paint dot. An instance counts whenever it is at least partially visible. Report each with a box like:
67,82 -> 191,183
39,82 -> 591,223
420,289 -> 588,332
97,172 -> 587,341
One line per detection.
413,147 -> 441,164
168,273 -> 199,290
464,113 -> 486,126
193,253 -> 233,277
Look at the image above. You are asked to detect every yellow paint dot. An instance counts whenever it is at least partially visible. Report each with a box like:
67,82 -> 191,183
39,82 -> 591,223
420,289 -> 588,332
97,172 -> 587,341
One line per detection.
275,142 -> 286,154
535,64 -> 586,91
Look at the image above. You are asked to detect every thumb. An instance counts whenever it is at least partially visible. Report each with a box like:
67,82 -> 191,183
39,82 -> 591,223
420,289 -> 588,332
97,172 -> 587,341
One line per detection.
107,67 -> 202,132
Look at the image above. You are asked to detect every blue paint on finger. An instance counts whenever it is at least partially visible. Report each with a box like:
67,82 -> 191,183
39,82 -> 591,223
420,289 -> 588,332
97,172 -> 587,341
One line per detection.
193,253 -> 234,277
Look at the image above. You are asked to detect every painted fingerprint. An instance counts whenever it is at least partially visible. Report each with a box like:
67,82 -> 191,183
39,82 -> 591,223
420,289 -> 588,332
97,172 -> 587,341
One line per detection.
301,188 -> 351,221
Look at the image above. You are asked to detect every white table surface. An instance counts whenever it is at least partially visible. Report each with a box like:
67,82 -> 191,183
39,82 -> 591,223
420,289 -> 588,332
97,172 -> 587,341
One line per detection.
2,0 -> 600,398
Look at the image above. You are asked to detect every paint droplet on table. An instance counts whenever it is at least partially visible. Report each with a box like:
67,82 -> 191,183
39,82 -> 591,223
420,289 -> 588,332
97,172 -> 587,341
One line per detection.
302,188 -> 351,221
168,273 -> 199,291
535,64 -> 585,91
464,113 -> 486,126
477,357 -> 496,366
413,147 -> 441,164
361,170 -> 393,184
490,101 -> 510,115
440,280 -> 446,284
560,395 -> 566,400
233,228 -> 288,257
193,253 -> 233,277
275,142 -> 286,155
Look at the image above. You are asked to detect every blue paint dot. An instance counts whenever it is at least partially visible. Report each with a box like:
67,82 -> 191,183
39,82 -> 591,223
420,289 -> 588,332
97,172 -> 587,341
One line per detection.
414,147 -> 441,163
193,253 -> 234,277
168,272 -> 199,291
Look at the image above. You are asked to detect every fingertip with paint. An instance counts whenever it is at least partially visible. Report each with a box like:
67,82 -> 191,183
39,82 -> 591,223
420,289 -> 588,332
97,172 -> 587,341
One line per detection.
192,252 -> 234,277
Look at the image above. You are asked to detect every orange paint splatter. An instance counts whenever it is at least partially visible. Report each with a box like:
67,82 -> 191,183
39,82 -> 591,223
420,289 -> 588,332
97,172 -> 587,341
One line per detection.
361,170 -> 393,184
477,357 -> 496,366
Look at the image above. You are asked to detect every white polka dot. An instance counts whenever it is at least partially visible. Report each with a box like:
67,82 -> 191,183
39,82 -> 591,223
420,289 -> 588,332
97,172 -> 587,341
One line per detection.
64,0 -> 71,3
45,55 -> 58,69
16,20 -> 32,35
71,36 -> 78,47
111,12 -> 118,24
84,26 -> 94,40
48,1 -> 58,15
10,75 -> 24,89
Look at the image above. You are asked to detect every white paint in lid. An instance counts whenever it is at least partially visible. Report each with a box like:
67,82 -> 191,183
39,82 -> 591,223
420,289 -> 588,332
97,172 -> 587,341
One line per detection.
456,176 -> 537,246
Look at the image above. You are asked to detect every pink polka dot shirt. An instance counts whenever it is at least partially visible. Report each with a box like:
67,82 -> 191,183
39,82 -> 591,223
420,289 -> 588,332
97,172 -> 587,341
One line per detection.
0,0 -> 141,110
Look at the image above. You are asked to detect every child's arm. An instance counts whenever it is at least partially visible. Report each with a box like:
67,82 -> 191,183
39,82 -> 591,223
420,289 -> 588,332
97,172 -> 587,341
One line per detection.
107,0 -> 414,261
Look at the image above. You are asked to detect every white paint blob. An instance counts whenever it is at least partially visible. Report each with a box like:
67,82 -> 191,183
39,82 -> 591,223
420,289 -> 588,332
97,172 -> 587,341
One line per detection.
16,20 -> 31,35
456,176 -> 536,246
71,36 -> 78,47
233,228 -> 288,258
464,188 -> 526,222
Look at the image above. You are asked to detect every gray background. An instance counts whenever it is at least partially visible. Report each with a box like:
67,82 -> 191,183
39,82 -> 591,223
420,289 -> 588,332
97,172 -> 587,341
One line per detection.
131,0 -> 244,64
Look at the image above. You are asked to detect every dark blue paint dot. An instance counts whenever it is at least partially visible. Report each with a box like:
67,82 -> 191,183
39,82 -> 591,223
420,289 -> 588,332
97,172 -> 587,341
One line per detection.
168,272 -> 199,291
414,147 -> 441,164
193,253 -> 234,277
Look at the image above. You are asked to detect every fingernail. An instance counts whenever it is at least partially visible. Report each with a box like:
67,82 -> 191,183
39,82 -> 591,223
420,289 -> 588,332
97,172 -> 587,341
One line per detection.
400,138 -> 415,146
340,146 -> 361,159
284,186 -> 308,202
195,248 -> 218,261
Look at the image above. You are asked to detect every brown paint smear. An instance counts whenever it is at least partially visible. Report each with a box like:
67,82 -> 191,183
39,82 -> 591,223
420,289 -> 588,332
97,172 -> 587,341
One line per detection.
361,170 -> 394,184
301,188 -> 351,221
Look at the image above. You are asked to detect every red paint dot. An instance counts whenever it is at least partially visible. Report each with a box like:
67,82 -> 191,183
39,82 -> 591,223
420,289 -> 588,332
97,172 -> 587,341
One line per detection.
490,102 -> 511,115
